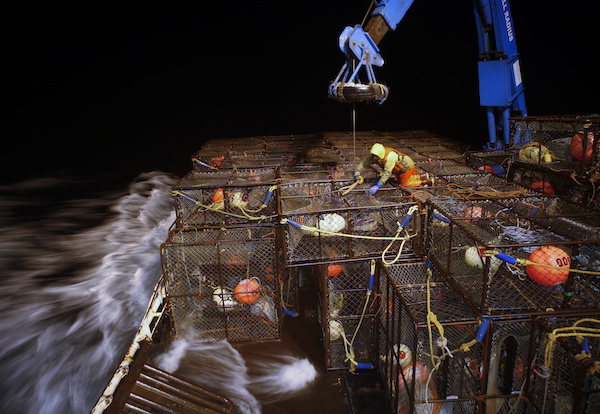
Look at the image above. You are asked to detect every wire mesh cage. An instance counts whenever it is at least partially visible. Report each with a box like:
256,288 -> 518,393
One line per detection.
427,198 -> 600,316
172,168 -> 278,226
477,318 -> 534,414
279,184 -> 420,265
377,261 -> 483,414
318,260 -> 378,370
527,315 -> 600,414
509,115 -> 598,167
161,225 -> 280,343
505,115 -> 600,207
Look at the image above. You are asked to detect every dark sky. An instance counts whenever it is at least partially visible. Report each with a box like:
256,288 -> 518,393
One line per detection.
4,1 -> 598,184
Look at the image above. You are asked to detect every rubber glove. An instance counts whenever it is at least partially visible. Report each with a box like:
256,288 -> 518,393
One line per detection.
369,182 -> 383,195
354,169 -> 364,184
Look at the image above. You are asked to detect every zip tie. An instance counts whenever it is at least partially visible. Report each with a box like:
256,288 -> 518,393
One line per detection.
262,185 -> 277,207
193,159 -> 218,169
173,190 -> 199,205
475,318 -> 492,342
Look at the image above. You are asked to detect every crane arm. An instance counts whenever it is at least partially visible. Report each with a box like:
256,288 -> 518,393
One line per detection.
328,0 -> 528,148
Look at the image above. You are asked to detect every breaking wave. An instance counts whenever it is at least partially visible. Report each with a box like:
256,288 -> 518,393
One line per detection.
0,171 -> 316,414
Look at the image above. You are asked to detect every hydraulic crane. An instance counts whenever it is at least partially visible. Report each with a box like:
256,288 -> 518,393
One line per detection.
328,0 -> 528,149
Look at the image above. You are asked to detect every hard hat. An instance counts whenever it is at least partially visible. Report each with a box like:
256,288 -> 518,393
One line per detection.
370,143 -> 385,159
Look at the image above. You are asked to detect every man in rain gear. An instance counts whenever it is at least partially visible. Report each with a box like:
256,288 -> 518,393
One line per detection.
355,143 -> 432,194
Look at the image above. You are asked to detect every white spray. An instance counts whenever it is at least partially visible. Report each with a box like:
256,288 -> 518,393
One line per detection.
0,172 -> 177,414
0,171 -> 318,414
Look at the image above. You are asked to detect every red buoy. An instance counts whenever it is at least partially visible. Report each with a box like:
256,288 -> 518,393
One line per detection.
234,278 -> 262,304
526,245 -> 570,286
327,264 -> 343,277
530,181 -> 555,195
464,206 -> 492,222
570,131 -> 594,162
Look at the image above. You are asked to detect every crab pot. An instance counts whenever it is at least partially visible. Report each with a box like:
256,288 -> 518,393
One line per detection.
172,168 -> 278,226
509,115 -> 598,165
318,260 -> 378,370
480,314 -> 600,414
161,225 -> 280,343
376,261 -> 483,413
508,162 -> 591,200
279,182 -> 420,265
427,198 -> 600,316
524,315 -> 600,414
507,116 -> 599,202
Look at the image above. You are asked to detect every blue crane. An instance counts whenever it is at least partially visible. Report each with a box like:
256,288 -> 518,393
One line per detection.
328,0 -> 528,149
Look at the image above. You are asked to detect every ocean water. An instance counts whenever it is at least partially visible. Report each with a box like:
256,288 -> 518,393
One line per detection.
0,171 -> 317,414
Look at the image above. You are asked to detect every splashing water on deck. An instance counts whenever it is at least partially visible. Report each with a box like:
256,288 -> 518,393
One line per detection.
0,171 -> 316,414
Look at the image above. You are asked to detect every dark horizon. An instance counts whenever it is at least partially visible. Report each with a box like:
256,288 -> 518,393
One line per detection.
4,1 -> 597,185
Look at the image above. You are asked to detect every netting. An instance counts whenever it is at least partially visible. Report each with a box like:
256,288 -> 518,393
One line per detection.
377,261 -> 483,413
318,260 -> 377,370
161,225 -> 280,343
427,197 -> 600,315
280,185 -> 419,265
172,168 -> 279,226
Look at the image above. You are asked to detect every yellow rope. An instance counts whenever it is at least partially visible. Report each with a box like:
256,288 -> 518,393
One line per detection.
282,219 -> 417,241
382,205 -> 419,266
426,267 -> 447,368
543,319 -> 600,368
446,184 -> 529,199
172,190 -> 276,221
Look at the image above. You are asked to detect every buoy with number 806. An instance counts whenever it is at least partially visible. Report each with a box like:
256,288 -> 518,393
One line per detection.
526,245 -> 571,286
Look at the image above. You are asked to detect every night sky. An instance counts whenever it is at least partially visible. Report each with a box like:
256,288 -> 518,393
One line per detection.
4,1 -> 598,185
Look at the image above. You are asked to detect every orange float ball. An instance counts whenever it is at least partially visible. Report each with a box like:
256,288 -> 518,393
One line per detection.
526,245 -> 571,286
570,131 -> 594,162
234,278 -> 261,304
264,265 -> 275,282
464,206 -> 492,223
530,181 -> 555,195
478,165 -> 495,173
211,188 -> 224,203
327,264 -> 343,277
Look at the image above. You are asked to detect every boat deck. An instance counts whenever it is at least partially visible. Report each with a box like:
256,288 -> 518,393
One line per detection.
94,126 -> 600,414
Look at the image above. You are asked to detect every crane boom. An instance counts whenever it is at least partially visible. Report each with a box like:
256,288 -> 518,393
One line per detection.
328,0 -> 528,148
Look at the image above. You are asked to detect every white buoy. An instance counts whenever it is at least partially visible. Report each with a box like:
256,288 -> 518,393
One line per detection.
329,320 -> 344,341
319,213 -> 346,233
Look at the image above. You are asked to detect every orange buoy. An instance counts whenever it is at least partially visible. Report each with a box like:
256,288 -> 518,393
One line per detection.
264,265 -> 275,282
570,131 -> 594,162
526,245 -> 570,286
209,155 -> 225,168
478,165 -> 495,173
327,264 -> 343,277
211,188 -> 225,203
464,206 -> 492,223
530,181 -> 555,195
234,278 -> 261,304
